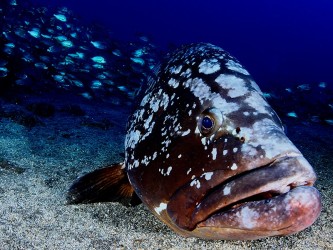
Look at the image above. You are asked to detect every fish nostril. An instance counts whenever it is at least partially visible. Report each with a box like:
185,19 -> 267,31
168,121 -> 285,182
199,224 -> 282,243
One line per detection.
236,127 -> 241,133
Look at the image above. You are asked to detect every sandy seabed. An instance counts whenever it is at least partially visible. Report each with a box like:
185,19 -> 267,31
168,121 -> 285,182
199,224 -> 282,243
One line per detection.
0,97 -> 332,250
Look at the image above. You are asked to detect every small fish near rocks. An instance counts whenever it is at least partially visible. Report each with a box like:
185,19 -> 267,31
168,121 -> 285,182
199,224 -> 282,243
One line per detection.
67,43 -> 321,240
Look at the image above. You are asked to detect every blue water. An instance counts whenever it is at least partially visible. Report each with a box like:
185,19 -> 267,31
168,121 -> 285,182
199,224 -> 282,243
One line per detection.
0,0 -> 332,125
31,0 -> 333,88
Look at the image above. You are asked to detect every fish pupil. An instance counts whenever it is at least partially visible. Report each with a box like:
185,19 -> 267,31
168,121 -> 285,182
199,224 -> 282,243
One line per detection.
202,116 -> 214,129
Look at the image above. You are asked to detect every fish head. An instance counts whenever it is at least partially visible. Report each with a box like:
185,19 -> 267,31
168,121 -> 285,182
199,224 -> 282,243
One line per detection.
125,43 -> 321,240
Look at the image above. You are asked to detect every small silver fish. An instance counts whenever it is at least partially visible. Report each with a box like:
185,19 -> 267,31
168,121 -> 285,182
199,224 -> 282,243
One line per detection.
68,43 -> 321,240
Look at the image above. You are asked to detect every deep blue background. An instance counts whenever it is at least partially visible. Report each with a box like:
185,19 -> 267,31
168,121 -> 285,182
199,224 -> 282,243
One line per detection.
32,0 -> 333,89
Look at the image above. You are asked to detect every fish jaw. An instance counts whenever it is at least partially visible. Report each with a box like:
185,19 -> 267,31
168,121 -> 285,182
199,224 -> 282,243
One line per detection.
165,154 -> 321,240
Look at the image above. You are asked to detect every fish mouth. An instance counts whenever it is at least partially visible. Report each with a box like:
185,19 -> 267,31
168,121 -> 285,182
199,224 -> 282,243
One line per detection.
167,153 -> 321,239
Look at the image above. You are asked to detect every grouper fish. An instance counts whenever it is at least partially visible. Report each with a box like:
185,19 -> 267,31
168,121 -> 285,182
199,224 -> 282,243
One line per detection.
67,43 -> 321,240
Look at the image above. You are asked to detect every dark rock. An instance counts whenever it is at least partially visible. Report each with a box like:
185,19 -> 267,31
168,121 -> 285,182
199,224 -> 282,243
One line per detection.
80,117 -> 114,130
60,104 -> 86,116
27,102 -> 56,117
44,177 -> 59,188
0,103 -> 41,128
61,133 -> 73,139
0,158 -> 25,174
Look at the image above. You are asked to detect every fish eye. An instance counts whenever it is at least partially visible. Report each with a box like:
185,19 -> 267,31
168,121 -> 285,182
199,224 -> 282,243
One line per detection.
198,108 -> 223,136
202,116 -> 214,130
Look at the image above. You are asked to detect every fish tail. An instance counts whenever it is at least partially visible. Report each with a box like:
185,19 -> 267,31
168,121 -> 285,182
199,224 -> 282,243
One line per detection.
67,162 -> 140,206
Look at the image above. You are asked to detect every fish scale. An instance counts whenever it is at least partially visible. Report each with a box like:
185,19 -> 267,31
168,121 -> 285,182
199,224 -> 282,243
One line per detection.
68,43 -> 321,240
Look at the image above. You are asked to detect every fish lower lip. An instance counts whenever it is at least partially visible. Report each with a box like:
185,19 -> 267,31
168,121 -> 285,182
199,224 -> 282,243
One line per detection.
196,186 -> 321,240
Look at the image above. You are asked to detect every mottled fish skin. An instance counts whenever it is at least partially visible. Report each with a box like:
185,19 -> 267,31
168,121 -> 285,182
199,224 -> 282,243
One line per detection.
124,43 -> 321,240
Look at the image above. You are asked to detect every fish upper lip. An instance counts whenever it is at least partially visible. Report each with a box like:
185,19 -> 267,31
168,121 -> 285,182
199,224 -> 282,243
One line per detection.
190,153 -> 316,228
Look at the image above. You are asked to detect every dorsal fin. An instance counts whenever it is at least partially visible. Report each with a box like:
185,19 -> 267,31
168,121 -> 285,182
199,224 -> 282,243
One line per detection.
67,162 -> 141,206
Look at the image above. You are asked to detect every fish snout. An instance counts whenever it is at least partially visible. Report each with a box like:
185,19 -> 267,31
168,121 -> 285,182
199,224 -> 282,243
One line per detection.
167,153 -> 321,240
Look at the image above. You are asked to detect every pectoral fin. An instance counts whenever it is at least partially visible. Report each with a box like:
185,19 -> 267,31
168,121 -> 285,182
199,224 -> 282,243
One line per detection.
67,162 -> 141,206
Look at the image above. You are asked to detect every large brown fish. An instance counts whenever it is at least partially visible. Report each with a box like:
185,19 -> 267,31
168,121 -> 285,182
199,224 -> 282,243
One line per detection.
67,43 -> 321,240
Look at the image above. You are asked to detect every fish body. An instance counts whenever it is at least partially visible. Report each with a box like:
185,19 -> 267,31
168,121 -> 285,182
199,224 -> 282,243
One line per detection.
68,43 -> 321,240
